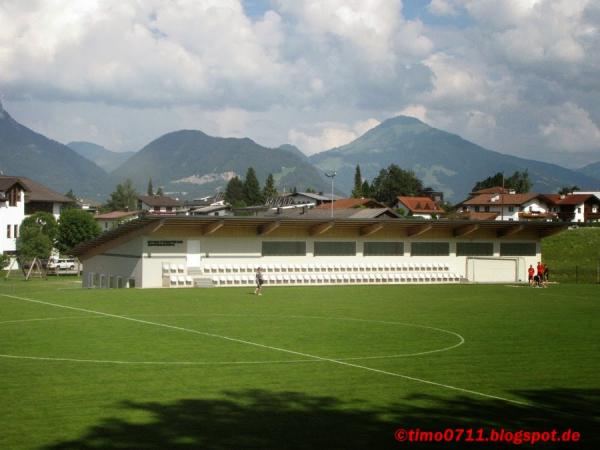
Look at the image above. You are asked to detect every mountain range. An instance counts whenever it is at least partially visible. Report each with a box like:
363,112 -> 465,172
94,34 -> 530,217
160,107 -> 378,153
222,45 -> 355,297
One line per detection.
67,141 -> 135,172
579,161 -> 600,180
310,116 -> 600,201
1,101 -> 598,203
0,104 -> 110,198
111,130 -> 330,198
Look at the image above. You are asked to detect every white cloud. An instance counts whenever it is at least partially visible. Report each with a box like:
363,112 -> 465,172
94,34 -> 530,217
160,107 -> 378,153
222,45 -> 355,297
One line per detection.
539,103 -> 600,152
288,119 -> 380,155
428,0 -> 459,16
398,104 -> 429,122
2,0 -> 600,168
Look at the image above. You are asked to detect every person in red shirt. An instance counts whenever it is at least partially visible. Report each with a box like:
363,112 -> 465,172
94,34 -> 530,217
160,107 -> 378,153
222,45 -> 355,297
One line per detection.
536,262 -> 545,287
528,265 -> 535,286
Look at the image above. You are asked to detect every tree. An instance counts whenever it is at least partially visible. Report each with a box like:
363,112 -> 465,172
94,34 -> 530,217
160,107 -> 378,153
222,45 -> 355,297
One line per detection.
147,178 -> 154,196
156,186 -> 164,196
361,180 -> 372,198
0,252 -> 10,270
262,173 -> 278,201
225,176 -> 245,205
472,170 -> 532,194
352,165 -> 363,198
20,212 -> 58,244
243,167 -> 264,205
472,172 -> 504,192
505,170 -> 531,193
558,185 -> 580,195
106,179 -> 138,211
56,208 -> 101,254
62,189 -> 78,211
371,164 -> 424,206
17,227 -> 53,261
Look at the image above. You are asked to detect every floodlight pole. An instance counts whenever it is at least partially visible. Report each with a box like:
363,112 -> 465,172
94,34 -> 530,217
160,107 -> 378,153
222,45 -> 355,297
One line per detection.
325,171 -> 337,218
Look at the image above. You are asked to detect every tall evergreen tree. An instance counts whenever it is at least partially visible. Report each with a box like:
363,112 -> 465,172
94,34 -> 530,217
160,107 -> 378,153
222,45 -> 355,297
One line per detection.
352,165 -> 363,198
361,180 -> 371,198
263,173 -> 278,201
147,178 -> 154,196
243,167 -> 264,205
225,176 -> 245,206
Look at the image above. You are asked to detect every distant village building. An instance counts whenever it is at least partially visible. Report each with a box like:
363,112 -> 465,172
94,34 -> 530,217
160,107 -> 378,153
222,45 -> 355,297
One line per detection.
137,195 -> 182,215
0,177 -> 27,255
540,193 -> 600,223
395,196 -> 445,219
0,175 -> 74,256
455,186 -> 600,223
95,210 -> 140,232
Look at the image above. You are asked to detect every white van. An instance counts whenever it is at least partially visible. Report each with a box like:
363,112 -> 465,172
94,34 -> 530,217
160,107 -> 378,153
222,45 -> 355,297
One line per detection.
47,258 -> 77,271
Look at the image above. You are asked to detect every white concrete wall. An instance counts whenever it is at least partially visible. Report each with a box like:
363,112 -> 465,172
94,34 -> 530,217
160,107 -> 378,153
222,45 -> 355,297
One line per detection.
80,230 -> 542,288
81,236 -> 144,288
0,190 -> 25,253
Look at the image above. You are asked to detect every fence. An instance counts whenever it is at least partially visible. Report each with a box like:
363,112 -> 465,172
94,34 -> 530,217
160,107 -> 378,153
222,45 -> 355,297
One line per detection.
549,262 -> 600,284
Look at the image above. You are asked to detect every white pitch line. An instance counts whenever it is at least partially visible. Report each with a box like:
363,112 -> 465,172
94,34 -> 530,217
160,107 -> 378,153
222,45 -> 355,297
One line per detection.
0,315 -> 464,364
0,293 -> 531,407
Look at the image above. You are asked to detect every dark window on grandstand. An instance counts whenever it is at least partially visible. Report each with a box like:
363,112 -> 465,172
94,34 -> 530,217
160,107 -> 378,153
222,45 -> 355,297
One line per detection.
456,242 -> 494,256
500,242 -> 536,256
411,242 -> 450,256
364,242 -> 404,256
262,241 -> 307,256
314,241 -> 356,256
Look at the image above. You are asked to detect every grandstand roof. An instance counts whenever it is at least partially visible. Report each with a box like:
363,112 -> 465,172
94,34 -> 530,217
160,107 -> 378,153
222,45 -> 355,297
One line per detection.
72,216 -> 568,260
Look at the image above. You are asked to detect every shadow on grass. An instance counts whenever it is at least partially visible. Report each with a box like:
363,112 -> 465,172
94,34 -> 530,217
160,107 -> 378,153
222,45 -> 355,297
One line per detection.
44,388 -> 598,449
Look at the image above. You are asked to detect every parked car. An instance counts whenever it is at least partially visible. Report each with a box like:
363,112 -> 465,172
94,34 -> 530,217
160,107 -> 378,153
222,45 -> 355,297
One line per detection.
47,258 -> 77,271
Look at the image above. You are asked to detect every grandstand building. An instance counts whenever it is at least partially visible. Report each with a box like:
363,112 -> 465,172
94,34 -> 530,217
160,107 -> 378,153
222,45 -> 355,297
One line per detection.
72,216 -> 566,289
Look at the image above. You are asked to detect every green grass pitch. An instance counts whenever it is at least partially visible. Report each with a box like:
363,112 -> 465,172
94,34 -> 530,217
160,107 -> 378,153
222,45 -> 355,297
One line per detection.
0,278 -> 598,449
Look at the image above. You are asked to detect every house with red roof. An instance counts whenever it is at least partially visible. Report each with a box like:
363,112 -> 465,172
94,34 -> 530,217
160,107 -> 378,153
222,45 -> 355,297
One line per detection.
457,192 -> 554,221
395,196 -> 445,219
137,195 -> 182,216
314,198 -> 387,210
539,193 -> 600,223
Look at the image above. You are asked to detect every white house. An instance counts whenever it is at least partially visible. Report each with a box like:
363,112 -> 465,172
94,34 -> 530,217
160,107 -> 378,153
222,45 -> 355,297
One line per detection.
458,192 -> 555,221
0,177 -> 27,255
72,216 -> 566,289
137,195 -> 182,215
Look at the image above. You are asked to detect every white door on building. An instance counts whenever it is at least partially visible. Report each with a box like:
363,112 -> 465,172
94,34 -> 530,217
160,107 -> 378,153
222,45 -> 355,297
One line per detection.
187,240 -> 202,268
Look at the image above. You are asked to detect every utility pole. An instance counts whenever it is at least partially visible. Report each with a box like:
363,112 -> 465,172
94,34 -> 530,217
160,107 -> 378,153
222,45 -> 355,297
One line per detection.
325,171 -> 336,218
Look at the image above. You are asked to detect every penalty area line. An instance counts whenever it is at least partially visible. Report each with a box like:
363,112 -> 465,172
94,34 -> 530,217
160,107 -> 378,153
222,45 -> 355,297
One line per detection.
0,293 -> 531,408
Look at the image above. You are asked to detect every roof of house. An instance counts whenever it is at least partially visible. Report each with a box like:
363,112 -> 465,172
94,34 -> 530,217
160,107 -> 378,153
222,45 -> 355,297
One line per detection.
315,198 -> 387,210
472,186 -> 511,195
540,193 -> 600,206
461,193 -> 539,206
138,195 -> 182,207
455,211 -> 499,221
0,175 -> 72,203
0,176 -> 29,192
264,207 -> 399,219
396,196 -> 444,213
292,192 -> 343,201
94,210 -> 140,220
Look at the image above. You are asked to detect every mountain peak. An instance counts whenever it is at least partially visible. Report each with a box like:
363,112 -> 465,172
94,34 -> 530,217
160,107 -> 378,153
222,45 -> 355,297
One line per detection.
381,115 -> 427,126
